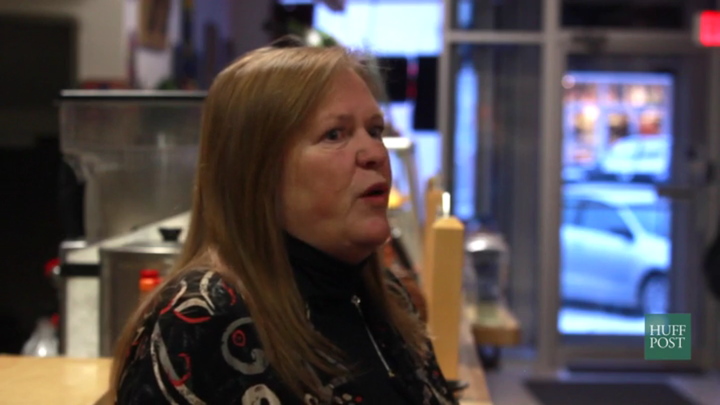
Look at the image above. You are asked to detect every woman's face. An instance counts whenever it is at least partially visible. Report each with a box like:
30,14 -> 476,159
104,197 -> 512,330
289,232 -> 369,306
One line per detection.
282,68 -> 392,263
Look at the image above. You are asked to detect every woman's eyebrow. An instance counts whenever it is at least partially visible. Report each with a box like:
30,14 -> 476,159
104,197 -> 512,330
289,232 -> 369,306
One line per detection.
319,112 -> 384,124
368,112 -> 384,121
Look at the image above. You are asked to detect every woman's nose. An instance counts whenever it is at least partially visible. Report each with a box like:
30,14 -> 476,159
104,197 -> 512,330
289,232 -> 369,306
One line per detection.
356,135 -> 388,169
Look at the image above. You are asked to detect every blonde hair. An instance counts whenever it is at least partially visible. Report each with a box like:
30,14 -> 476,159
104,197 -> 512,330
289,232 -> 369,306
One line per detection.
109,44 -> 427,399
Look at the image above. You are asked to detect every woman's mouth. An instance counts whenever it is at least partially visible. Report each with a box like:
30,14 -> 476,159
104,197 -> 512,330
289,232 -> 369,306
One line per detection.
360,183 -> 390,205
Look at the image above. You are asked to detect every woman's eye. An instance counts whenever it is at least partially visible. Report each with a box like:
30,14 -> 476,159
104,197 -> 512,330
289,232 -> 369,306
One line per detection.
323,129 -> 342,141
368,126 -> 386,138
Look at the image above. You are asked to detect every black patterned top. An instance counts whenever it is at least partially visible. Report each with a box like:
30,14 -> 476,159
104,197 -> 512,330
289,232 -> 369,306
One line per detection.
116,235 -> 458,404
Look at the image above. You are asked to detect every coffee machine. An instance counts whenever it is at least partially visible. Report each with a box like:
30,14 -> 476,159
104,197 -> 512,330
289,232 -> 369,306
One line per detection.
56,90 -> 204,357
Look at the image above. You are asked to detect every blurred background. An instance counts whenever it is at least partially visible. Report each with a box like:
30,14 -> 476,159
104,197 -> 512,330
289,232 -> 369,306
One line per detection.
2,0 -> 720,404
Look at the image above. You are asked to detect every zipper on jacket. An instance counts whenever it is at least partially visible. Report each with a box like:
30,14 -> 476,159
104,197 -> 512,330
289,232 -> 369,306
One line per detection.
351,295 -> 395,378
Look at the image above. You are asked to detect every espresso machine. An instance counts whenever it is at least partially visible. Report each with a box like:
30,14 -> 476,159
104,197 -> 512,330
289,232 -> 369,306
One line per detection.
56,90 -> 204,357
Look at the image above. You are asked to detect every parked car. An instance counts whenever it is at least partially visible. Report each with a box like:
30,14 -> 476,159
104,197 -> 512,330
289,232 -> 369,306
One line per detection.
563,163 -> 595,183
563,144 -> 597,182
598,135 -> 671,182
561,183 -> 671,313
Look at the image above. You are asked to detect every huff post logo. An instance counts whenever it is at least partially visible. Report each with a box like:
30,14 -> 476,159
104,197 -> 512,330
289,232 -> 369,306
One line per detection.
644,314 -> 691,360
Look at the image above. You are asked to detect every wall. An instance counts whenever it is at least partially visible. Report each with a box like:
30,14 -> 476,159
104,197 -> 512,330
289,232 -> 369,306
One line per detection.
193,0 -> 233,88
229,0 -> 273,57
194,0 -> 231,52
126,0 -> 235,89
0,0 -> 126,148
0,0 -> 126,81
0,0 -> 220,90
0,2 -> 116,345
125,0 -> 181,89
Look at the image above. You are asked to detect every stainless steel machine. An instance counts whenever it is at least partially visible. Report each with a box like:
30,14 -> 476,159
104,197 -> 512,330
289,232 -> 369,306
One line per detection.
99,227 -> 182,356
57,91 -> 204,357
60,90 -> 205,242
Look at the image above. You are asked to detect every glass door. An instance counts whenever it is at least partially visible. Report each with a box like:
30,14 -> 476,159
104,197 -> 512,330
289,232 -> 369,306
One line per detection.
560,67 -> 675,335
555,41 -> 713,365
440,0 -> 720,370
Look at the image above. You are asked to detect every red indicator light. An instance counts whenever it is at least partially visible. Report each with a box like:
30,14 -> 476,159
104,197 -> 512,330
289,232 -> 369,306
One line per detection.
696,11 -> 720,47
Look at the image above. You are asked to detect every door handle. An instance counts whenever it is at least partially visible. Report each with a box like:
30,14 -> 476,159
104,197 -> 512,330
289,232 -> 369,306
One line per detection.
655,185 -> 695,200
655,160 -> 717,200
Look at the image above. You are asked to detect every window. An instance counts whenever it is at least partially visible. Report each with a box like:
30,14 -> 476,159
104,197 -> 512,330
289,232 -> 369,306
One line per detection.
641,140 -> 669,159
578,201 -> 629,235
629,204 -> 670,238
609,141 -> 638,159
313,1 -> 443,56
563,198 -> 581,225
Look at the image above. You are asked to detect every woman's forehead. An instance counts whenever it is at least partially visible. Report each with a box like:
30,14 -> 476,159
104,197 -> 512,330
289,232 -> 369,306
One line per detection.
313,72 -> 381,116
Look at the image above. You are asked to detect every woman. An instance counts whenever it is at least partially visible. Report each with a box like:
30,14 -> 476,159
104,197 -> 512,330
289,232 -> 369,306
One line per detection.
111,38 -> 456,405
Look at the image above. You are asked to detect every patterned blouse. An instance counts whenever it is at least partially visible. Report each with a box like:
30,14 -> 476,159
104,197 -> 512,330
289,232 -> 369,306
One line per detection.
116,235 -> 458,405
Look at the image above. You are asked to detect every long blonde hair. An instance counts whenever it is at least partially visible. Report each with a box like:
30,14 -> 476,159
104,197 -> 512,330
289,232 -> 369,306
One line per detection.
110,45 -> 427,399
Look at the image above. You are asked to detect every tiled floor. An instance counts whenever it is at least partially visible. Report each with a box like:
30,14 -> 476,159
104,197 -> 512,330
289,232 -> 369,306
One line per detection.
485,360 -> 720,405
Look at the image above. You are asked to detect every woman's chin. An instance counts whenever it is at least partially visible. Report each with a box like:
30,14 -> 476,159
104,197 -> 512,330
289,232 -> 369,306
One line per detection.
353,218 -> 391,247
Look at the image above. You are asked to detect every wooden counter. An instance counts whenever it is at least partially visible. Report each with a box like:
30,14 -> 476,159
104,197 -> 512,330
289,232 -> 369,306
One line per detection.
0,315 -> 492,405
466,302 -> 521,347
0,355 -> 110,405
458,309 -> 493,405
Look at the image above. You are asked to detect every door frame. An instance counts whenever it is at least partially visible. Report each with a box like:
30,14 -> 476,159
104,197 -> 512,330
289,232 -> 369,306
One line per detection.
440,0 -> 720,372
707,47 -> 720,371
540,31 -> 720,371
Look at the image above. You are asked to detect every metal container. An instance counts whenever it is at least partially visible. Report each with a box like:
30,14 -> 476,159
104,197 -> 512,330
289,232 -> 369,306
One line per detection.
465,230 -> 510,303
99,230 -> 182,356
56,239 -> 93,356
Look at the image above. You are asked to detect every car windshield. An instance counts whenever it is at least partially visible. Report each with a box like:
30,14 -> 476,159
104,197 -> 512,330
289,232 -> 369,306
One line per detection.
628,204 -> 670,238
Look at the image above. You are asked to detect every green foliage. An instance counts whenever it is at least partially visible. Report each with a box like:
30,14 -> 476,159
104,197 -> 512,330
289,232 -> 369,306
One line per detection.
156,78 -> 179,90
